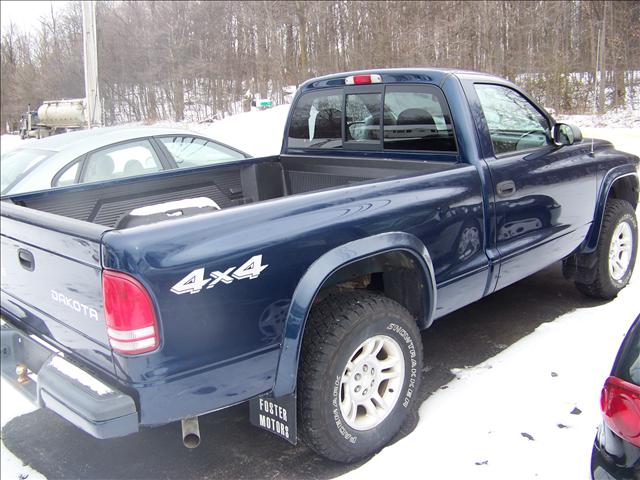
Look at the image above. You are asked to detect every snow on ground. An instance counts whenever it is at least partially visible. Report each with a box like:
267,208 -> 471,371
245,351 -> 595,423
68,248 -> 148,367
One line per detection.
557,105 -> 639,157
557,105 -> 640,129
0,107 -> 639,479
341,267 -> 639,480
0,134 -> 22,155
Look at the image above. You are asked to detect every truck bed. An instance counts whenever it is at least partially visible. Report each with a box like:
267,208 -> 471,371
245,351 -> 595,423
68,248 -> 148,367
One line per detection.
4,154 -> 455,228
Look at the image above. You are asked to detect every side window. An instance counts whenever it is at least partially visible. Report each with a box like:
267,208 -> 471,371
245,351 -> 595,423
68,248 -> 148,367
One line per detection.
288,89 -> 342,149
383,87 -> 456,152
160,136 -> 246,168
53,161 -> 80,187
613,323 -> 640,385
475,84 -> 551,156
82,140 -> 162,184
345,93 -> 381,143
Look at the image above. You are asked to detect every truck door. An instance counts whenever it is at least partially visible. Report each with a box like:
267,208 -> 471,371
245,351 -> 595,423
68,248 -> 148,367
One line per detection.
463,81 -> 597,291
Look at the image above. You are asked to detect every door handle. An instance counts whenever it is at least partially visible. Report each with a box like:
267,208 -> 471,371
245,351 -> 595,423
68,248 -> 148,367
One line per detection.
18,248 -> 35,272
496,180 -> 516,197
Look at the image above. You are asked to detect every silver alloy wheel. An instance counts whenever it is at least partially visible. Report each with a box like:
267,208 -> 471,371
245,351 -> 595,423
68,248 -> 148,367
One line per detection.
339,335 -> 405,431
609,222 -> 633,281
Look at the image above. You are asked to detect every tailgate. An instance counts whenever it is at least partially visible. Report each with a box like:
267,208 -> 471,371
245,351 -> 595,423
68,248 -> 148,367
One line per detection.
1,202 -> 114,373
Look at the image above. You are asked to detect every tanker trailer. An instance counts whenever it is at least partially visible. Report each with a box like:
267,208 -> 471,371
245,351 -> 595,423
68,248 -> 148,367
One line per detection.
21,99 -> 88,139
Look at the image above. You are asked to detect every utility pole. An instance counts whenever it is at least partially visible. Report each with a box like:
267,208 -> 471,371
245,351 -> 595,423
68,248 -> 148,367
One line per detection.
82,1 -> 102,128
597,1 -> 608,114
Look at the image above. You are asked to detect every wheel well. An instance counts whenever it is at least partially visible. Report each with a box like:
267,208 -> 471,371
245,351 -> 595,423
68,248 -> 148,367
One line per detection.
608,175 -> 639,210
315,250 -> 431,329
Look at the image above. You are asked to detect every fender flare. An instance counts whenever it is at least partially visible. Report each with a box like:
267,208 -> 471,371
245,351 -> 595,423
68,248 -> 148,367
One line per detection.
581,167 -> 639,253
272,231 -> 436,397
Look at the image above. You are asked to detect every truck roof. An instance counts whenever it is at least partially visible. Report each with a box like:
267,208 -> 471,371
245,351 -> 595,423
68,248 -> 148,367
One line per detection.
300,68 -> 505,91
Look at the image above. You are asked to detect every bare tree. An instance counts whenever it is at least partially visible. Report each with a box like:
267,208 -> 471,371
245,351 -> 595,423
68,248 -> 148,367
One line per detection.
2,0 -> 639,131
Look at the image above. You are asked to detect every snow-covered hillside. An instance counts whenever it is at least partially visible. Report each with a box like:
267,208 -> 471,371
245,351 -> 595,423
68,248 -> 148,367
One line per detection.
557,104 -> 640,129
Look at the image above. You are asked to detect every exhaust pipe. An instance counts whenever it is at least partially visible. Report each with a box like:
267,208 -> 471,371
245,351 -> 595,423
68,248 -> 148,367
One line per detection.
181,416 -> 201,449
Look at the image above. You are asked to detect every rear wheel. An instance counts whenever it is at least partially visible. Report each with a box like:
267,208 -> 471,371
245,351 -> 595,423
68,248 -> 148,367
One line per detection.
575,199 -> 637,299
297,291 -> 422,463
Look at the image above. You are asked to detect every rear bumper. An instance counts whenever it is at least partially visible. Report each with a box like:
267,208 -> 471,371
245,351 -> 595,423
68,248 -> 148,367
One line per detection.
0,322 -> 138,439
591,422 -> 640,479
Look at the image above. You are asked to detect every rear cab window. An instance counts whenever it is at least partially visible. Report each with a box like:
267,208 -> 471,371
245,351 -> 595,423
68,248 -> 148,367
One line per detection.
287,82 -> 457,155
383,86 -> 456,152
288,89 -> 343,149
346,92 -> 382,145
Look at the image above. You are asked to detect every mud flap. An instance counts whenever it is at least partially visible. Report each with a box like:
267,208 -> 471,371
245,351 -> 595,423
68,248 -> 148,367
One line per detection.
249,393 -> 297,445
563,253 -> 598,283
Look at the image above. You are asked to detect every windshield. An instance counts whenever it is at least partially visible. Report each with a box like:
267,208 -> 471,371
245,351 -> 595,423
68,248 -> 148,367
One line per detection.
1,148 -> 54,194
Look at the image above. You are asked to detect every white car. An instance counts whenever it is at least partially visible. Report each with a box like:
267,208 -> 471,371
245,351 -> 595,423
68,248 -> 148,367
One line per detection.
1,126 -> 250,196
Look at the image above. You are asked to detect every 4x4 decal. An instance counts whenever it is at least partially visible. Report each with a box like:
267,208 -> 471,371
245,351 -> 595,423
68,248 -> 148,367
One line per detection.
170,255 -> 268,295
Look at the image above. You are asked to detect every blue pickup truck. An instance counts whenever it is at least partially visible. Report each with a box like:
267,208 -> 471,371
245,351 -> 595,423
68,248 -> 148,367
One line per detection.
1,68 -> 638,463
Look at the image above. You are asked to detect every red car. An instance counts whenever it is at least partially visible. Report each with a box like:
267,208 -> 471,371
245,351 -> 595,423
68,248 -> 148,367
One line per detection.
591,314 -> 640,479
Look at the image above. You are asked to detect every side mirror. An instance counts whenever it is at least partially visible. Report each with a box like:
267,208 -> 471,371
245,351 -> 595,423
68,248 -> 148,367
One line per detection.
552,123 -> 582,146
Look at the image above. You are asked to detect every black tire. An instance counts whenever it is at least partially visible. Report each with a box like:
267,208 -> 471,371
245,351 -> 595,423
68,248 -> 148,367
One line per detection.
575,199 -> 637,299
297,291 -> 422,463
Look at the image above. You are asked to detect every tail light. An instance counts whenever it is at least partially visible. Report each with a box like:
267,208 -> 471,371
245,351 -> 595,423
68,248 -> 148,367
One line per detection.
601,375 -> 640,447
102,270 -> 159,355
345,74 -> 382,85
